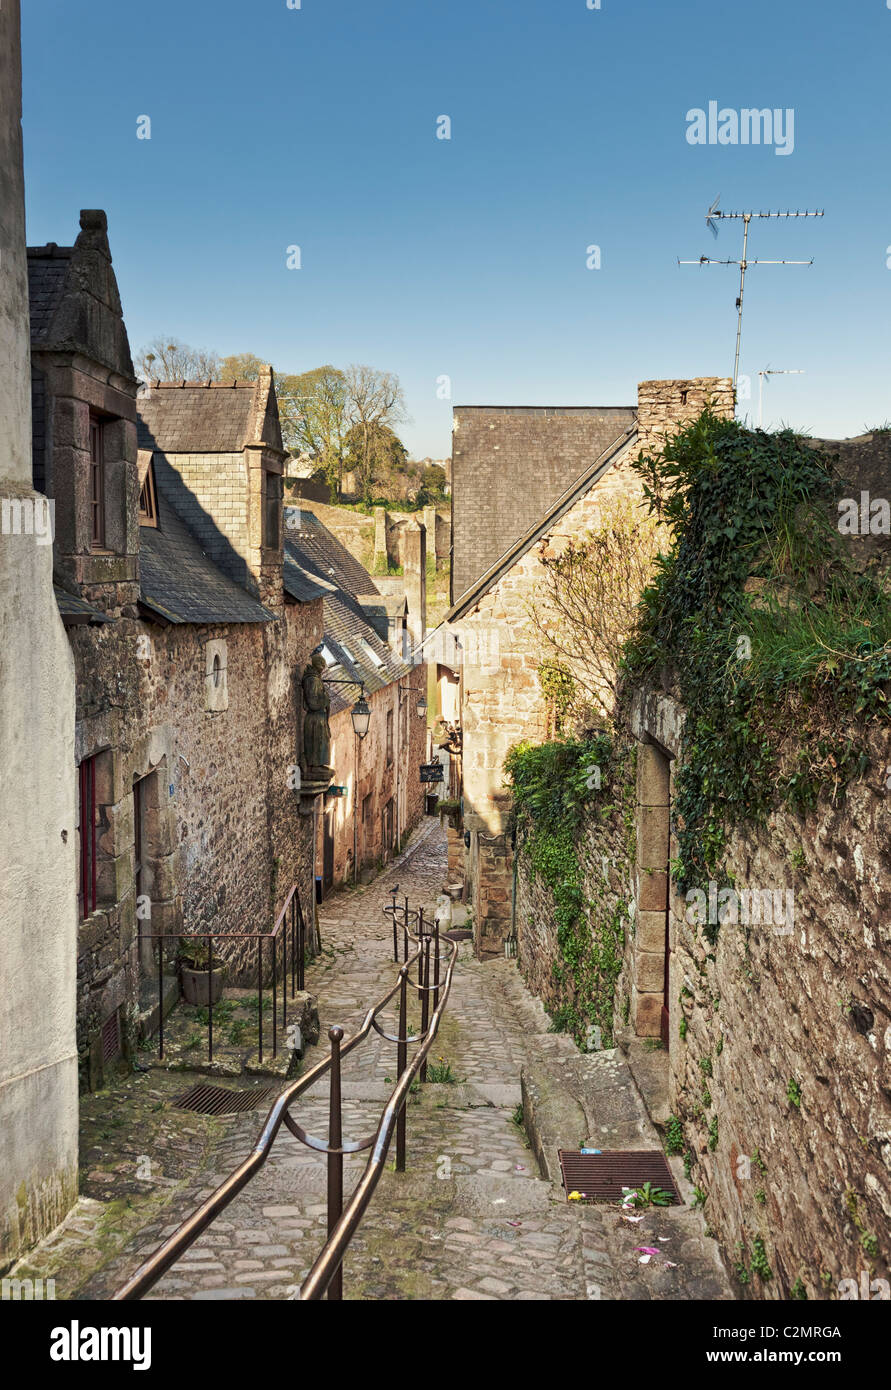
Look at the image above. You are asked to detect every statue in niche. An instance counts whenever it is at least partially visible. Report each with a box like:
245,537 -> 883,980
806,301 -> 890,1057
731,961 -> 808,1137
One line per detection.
301,651 -> 333,778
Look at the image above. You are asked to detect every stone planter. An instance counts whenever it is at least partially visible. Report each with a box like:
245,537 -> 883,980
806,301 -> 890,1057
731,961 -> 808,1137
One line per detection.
181,964 -> 227,1007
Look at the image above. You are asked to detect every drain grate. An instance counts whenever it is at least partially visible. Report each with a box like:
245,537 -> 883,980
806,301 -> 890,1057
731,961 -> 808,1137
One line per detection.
557,1150 -> 682,1205
173,1083 -> 278,1115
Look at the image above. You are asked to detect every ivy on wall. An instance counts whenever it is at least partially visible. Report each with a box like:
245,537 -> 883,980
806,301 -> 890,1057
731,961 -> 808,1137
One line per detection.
505,735 -> 632,1048
622,410 -> 891,898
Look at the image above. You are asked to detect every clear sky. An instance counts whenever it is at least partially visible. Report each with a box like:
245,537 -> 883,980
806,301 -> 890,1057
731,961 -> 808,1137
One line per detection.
21,0 -> 891,457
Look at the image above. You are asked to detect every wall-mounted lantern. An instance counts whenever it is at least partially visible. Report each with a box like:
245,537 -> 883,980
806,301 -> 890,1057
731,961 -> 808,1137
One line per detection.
351,695 -> 371,740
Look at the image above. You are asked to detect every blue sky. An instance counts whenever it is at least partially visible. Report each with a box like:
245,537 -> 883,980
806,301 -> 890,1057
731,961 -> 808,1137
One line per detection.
22,0 -> 891,457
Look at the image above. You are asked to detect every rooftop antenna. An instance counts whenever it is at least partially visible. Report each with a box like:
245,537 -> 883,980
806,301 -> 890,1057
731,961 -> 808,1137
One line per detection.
679,197 -> 823,392
757,366 -> 805,428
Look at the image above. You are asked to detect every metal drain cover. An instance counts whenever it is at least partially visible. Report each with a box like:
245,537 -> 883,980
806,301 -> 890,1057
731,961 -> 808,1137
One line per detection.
557,1150 -> 681,1205
173,1083 -> 278,1115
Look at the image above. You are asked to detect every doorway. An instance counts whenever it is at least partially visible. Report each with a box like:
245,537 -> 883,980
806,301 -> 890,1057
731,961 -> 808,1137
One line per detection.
634,741 -> 672,1047
322,808 -> 335,896
133,773 -> 154,974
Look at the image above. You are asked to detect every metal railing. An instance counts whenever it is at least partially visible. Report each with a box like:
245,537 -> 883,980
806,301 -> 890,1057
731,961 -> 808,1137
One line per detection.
114,892 -> 457,1302
142,882 -> 308,1064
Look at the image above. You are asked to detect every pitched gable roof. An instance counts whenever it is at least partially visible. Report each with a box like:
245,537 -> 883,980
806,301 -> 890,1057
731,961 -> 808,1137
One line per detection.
27,210 -> 134,378
450,404 -> 638,597
136,367 -> 285,457
284,507 -> 382,598
445,422 -> 639,625
138,453 -> 275,625
284,509 -> 411,710
137,381 -> 259,454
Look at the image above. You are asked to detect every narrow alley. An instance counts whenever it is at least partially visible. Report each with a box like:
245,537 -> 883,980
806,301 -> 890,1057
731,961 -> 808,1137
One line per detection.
65,823 -> 729,1303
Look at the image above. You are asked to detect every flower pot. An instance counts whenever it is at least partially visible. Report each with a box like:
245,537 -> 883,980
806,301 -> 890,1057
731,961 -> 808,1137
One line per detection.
181,964 -> 227,1007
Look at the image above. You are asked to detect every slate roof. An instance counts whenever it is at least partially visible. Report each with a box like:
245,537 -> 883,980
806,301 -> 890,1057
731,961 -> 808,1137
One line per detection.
284,509 -> 411,712
284,508 -> 382,598
138,456 -> 275,625
54,586 -> 114,626
27,246 -> 73,344
137,382 -> 259,454
445,422 -> 639,625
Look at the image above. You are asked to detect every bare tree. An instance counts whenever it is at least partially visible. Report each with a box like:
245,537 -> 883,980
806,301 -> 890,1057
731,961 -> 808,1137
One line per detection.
135,337 -> 221,383
528,498 -> 664,726
344,365 -> 406,502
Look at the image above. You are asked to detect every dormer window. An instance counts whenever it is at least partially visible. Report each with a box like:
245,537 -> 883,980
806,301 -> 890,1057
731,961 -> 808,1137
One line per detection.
90,416 -> 106,548
138,460 -> 158,527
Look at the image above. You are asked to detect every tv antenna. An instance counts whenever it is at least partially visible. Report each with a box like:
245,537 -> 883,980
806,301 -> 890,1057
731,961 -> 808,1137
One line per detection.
757,366 -> 804,428
679,197 -> 823,391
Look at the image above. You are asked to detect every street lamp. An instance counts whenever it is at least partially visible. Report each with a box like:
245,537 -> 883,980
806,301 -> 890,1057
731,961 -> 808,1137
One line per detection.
351,694 -> 371,740
321,671 -> 371,741
415,694 -> 428,718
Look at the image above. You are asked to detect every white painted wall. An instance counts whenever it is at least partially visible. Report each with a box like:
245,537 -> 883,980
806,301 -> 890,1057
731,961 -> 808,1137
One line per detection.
0,0 -> 79,1269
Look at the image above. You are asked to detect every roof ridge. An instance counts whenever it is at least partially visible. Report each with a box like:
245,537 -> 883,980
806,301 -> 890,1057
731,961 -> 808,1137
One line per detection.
27,243 -> 73,258
145,379 -> 256,390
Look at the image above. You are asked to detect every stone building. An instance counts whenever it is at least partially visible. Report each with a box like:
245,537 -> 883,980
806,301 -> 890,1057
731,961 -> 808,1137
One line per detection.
0,0 -> 79,1269
445,379 -> 734,957
506,414 -> 891,1298
450,404 -> 638,602
27,209 -> 324,1090
284,508 -> 428,893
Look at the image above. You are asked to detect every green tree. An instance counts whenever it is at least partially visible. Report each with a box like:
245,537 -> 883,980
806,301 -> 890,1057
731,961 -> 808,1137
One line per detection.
287,366 -> 349,494
344,364 -> 406,503
344,422 -> 409,500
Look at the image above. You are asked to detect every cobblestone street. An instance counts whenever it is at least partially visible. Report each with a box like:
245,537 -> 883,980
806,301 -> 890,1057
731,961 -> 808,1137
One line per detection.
24,822 -> 728,1302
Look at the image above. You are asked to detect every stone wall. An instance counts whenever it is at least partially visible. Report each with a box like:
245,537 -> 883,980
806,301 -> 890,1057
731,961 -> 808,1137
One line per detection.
320,667 -> 428,889
636,377 -> 736,457
0,0 -> 79,1269
450,378 -> 734,959
70,596 -> 323,1085
622,690 -> 891,1300
512,691 -> 891,1299
514,741 -> 637,1045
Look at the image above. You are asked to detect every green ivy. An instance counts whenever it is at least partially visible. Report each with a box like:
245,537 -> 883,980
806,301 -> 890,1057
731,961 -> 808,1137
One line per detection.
622,410 -> 891,895
505,734 -> 625,1049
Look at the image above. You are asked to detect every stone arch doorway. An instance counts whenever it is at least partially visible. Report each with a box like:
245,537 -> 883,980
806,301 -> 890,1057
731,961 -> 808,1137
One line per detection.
632,740 -> 673,1046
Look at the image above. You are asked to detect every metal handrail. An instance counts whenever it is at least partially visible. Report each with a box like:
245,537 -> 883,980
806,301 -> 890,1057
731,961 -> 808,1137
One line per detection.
114,896 -> 458,1302
141,881 -> 309,1063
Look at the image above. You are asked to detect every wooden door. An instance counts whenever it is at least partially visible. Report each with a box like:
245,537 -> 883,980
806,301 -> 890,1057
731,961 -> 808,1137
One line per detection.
322,810 -> 335,896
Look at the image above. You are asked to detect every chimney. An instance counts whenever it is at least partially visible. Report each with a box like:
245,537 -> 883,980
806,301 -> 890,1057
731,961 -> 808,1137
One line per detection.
637,377 -> 735,456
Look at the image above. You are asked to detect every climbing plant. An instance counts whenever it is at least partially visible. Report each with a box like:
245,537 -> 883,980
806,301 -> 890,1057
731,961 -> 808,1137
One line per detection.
622,409 -> 891,896
504,735 -> 627,1048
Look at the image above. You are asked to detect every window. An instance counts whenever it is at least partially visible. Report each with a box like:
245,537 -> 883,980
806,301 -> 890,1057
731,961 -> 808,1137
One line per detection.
90,417 -> 105,548
263,471 -> 283,548
138,461 -> 158,527
386,709 -> 394,764
358,637 -> 385,669
78,756 -> 99,919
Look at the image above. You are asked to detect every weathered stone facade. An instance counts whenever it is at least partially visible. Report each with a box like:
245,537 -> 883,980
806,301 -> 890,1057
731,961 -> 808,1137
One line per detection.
0,0 -> 79,1268
447,379 -> 733,958
506,414 -> 891,1299
28,212 -> 323,1091
322,669 -> 428,890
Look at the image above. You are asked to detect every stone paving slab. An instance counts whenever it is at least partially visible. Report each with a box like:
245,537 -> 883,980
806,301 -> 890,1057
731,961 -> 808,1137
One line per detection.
14,820 -> 731,1302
